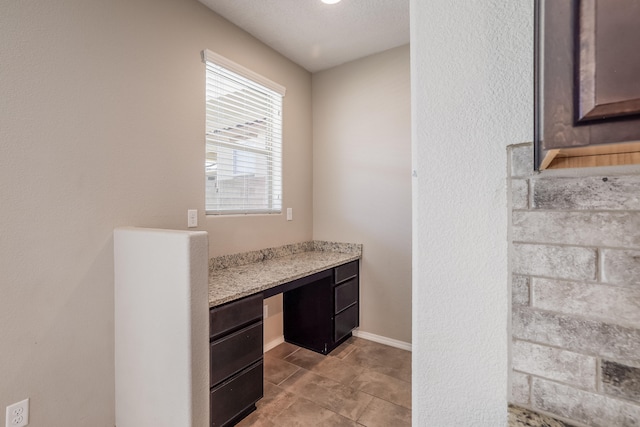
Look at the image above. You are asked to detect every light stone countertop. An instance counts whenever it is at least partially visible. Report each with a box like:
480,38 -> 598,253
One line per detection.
208,241 -> 362,307
508,405 -> 576,427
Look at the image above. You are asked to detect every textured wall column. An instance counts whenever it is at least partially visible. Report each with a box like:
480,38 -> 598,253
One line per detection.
411,2 -> 532,425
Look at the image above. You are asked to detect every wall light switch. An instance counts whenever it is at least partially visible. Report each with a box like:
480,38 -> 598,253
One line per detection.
286,208 -> 292,221
187,210 -> 198,228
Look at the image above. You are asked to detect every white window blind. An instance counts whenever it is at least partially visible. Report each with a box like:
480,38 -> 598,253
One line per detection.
203,50 -> 285,215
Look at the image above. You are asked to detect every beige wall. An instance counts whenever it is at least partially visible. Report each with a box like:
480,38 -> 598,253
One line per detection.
0,0 -> 311,425
312,46 -> 412,344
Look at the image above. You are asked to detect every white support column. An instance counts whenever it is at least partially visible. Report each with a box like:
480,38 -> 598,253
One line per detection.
114,227 -> 209,427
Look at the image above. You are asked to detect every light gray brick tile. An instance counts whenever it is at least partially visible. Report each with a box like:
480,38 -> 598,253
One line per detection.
512,340 -> 596,390
511,179 -> 529,210
510,144 -> 534,178
513,275 -> 530,306
511,370 -> 531,405
532,175 -> 640,210
513,244 -> 596,281
532,278 -> 640,327
602,360 -> 640,403
602,249 -> 640,287
532,377 -> 640,427
513,307 -> 640,365
513,211 -> 640,249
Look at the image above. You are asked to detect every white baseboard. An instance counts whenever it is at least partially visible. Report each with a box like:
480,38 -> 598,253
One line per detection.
264,335 -> 285,353
352,330 -> 412,352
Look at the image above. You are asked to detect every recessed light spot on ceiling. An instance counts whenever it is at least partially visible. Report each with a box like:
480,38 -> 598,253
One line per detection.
321,0 -> 341,4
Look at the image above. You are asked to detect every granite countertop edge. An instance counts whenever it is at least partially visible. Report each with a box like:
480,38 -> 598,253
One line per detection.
508,404 -> 579,427
208,240 -> 362,307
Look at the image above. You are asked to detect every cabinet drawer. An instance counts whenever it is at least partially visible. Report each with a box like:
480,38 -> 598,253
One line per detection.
334,303 -> 358,343
210,360 -> 263,427
334,261 -> 358,284
334,278 -> 358,314
210,293 -> 263,340
210,321 -> 263,387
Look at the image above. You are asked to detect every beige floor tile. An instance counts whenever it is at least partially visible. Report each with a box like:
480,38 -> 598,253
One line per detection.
342,344 -> 412,383
311,355 -> 364,385
285,346 -> 364,385
329,340 -> 358,359
264,355 -> 300,385
235,411 -> 278,427
273,397 -> 358,427
265,342 -> 300,360
357,397 -> 412,427
235,338 -> 415,425
284,347 -> 326,370
279,369 -> 374,421
351,370 -> 411,409
236,382 -> 296,426
344,336 -> 378,348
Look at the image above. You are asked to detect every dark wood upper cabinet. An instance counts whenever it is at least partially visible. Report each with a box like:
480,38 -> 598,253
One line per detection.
534,0 -> 640,170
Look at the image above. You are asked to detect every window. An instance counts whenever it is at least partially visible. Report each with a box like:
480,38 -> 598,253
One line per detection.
202,50 -> 285,214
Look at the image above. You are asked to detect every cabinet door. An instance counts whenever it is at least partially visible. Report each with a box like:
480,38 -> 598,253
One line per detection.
210,361 -> 263,427
535,0 -> 640,170
335,261 -> 358,284
209,293 -> 263,340
334,278 -> 358,314
210,322 -> 263,387
575,0 -> 640,123
334,304 -> 359,343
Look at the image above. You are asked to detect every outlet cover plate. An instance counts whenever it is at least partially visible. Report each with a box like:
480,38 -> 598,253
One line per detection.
6,398 -> 29,427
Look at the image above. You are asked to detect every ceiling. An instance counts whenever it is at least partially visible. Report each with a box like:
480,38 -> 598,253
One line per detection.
198,0 -> 410,73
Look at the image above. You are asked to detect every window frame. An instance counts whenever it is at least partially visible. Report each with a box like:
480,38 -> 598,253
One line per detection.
202,50 -> 286,215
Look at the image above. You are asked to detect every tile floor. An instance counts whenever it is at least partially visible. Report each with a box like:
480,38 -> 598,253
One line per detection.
236,336 -> 412,427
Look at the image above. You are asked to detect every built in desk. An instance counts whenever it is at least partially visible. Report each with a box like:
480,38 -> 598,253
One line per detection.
207,241 -> 362,427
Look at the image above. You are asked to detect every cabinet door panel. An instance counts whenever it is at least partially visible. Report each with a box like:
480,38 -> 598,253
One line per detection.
335,261 -> 358,284
210,293 -> 263,340
334,303 -> 359,343
334,278 -> 358,314
210,321 -> 263,387
577,0 -> 640,122
210,360 -> 263,427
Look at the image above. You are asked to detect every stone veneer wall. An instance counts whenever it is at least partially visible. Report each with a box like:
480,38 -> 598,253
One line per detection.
508,143 -> 640,427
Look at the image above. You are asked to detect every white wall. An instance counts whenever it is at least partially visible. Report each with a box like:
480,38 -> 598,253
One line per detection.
411,1 -> 533,425
114,228 -> 209,427
312,45 -> 412,344
0,1 -> 311,425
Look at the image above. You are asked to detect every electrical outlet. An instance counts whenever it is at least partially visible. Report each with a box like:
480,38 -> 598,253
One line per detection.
263,305 -> 268,319
6,399 -> 29,427
286,208 -> 292,221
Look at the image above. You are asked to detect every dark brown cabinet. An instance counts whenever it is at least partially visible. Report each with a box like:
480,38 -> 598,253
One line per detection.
209,293 -> 263,427
534,0 -> 640,170
283,261 -> 359,355
208,260 -> 360,425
